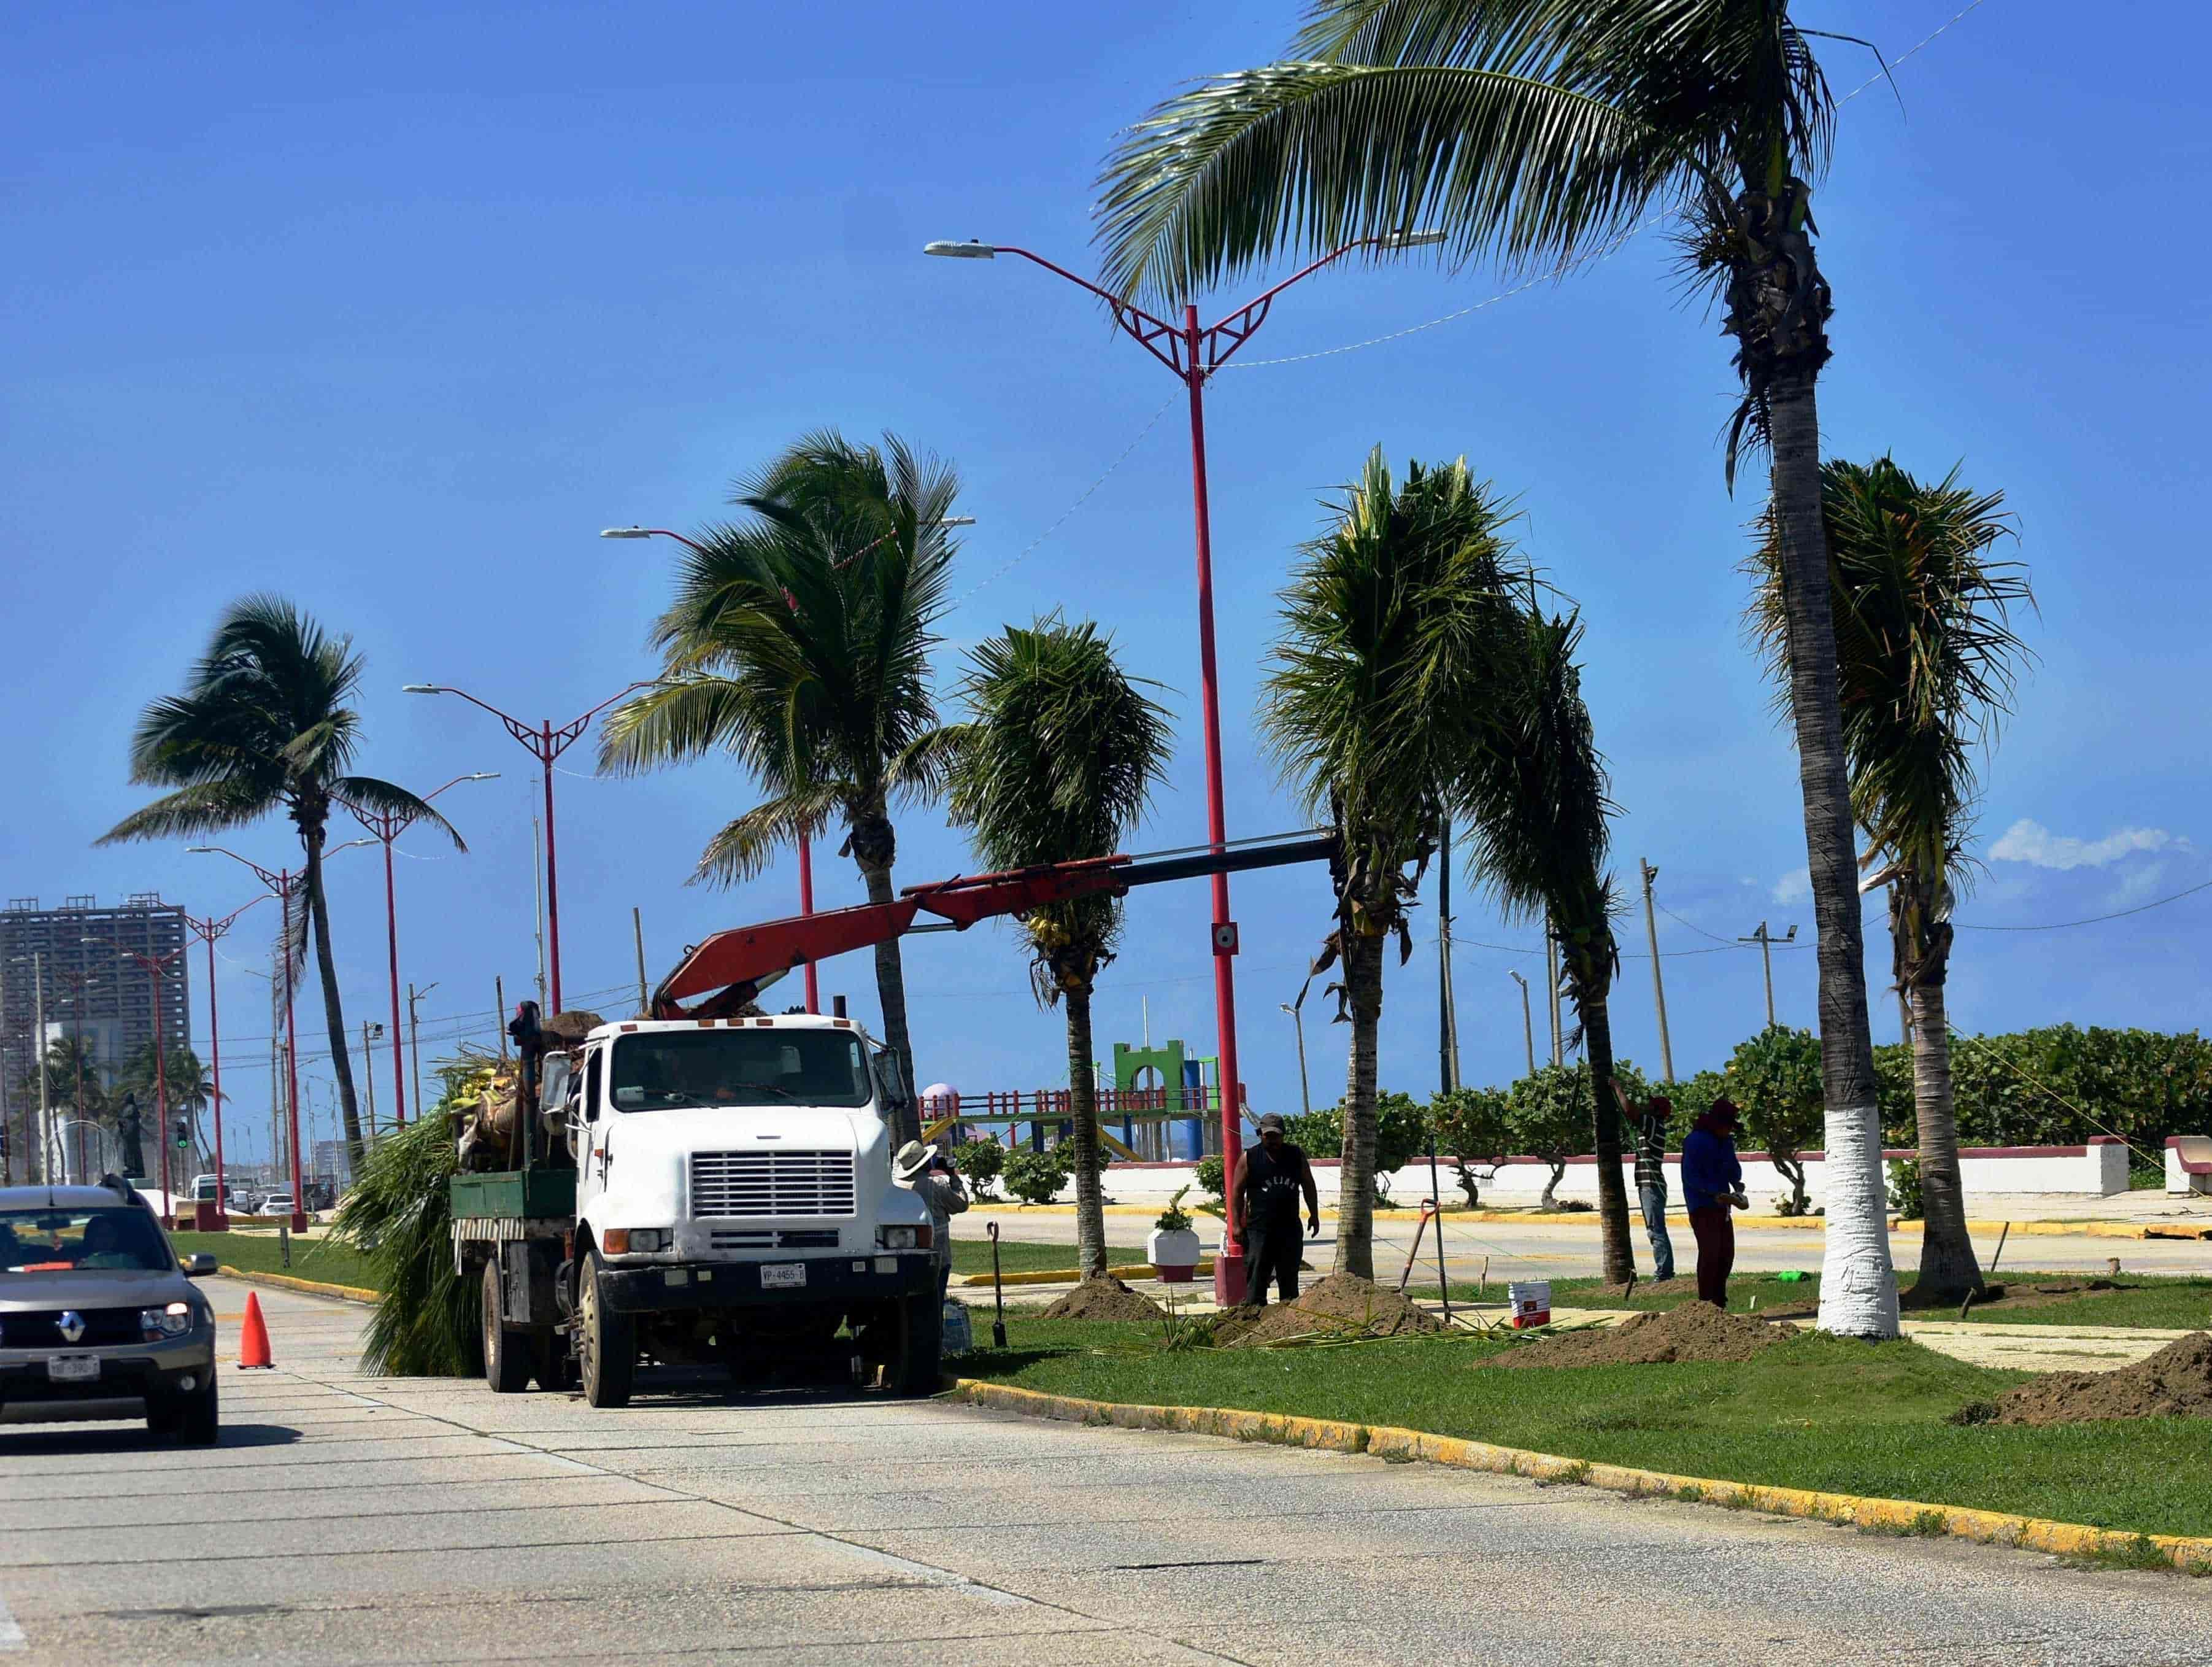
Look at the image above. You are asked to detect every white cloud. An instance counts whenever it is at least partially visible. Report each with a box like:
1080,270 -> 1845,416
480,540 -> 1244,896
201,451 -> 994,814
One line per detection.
1988,818 -> 2186,871
1771,867 -> 1810,905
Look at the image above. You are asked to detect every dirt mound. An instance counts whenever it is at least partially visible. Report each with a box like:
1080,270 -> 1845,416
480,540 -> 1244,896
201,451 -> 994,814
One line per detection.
1038,1276 -> 1165,1323
1485,1302 -> 1784,1369
1987,1332 -> 2212,1426
1213,1272 -> 1446,1348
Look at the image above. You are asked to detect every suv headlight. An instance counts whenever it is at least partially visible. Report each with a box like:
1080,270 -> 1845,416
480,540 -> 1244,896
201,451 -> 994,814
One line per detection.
878,1226 -> 931,1251
141,1302 -> 193,1339
603,1228 -> 669,1255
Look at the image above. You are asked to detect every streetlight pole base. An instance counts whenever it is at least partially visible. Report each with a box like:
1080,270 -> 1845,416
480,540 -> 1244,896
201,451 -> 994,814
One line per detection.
1213,1248 -> 1247,1307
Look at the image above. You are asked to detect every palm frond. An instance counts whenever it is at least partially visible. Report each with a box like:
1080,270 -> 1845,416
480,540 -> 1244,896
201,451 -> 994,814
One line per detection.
97,779 -> 274,845
691,786 -> 851,889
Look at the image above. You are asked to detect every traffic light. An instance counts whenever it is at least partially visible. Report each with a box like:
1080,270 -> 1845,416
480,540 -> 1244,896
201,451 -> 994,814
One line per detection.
173,1117 -> 190,1150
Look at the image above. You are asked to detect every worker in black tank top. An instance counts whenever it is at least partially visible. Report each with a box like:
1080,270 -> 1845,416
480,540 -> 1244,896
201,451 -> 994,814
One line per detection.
1234,1113 -> 1320,1306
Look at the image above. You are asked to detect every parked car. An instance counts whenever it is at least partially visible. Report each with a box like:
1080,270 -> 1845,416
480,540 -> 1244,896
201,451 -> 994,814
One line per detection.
0,1177 -> 220,1441
257,1194 -> 296,1218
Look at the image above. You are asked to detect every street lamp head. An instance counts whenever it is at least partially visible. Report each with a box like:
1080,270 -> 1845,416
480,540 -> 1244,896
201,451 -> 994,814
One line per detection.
923,240 -> 997,260
1379,229 -> 1446,249
599,527 -> 653,540
466,772 -> 500,781
402,684 -> 444,695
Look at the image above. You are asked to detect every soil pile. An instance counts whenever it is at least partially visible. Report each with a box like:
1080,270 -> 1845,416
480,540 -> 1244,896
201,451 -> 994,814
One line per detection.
1038,1277 -> 1166,1323
1987,1331 -> 2212,1426
1485,1302 -> 1784,1369
1214,1272 -> 1446,1348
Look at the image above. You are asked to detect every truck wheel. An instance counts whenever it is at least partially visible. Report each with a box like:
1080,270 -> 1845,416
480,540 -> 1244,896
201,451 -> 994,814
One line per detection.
482,1259 -> 532,1394
577,1248 -> 635,1409
890,1289 -> 942,1398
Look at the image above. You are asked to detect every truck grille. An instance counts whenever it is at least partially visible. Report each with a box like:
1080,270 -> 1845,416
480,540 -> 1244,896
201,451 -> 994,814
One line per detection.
690,1151 -> 856,1220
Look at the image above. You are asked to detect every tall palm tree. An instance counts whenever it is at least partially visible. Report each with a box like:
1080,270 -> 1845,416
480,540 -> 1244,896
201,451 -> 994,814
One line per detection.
118,1043 -> 215,1169
1751,456 -> 2030,1299
1097,1 -> 1902,1335
1263,448 -> 1524,1279
601,431 -> 963,1139
1458,606 -> 1635,1280
101,597 -> 461,1167
946,619 -> 1174,1280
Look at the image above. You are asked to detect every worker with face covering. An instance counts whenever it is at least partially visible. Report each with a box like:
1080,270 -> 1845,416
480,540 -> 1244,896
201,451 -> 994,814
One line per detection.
893,1140 -> 969,1301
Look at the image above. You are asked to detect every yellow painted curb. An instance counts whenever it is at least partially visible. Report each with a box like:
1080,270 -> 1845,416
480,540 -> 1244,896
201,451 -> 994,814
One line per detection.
948,1379 -> 2212,1576
963,1260 -> 1215,1289
217,1267 -> 380,1305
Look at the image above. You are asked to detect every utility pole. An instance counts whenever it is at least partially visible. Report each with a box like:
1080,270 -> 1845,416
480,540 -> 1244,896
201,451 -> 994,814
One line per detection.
531,805 -> 548,1006
360,1021 -> 381,1147
1437,818 -> 1461,1094
1544,919 -> 1563,1067
0,953 -> 13,1185
1279,999 -> 1311,1114
633,907 -> 650,1016
495,975 -> 509,1060
1638,859 -> 1675,1082
29,954 -> 48,1184
408,982 -> 438,1121
1508,970 -> 1536,1078
1740,921 -> 1798,1029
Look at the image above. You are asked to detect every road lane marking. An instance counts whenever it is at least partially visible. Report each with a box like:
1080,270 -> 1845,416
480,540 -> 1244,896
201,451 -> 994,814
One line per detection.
0,1589 -> 25,1650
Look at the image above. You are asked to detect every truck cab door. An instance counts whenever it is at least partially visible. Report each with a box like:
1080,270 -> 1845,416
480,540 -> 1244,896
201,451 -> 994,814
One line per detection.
574,1045 -> 609,1209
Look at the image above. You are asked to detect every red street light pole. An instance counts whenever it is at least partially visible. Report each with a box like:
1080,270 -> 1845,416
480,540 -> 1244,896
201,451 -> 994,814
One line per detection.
84,936 -> 187,1218
180,896 -> 271,1229
403,682 -> 657,1014
925,230 -> 1443,1302
344,773 -> 498,1126
190,842 -> 369,1231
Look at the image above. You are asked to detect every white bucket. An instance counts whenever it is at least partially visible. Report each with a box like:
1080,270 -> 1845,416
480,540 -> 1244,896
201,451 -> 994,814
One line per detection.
1507,1280 -> 1552,1329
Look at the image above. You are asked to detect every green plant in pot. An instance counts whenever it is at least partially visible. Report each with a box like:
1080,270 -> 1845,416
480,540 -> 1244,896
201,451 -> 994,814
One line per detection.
1147,1185 -> 1203,1283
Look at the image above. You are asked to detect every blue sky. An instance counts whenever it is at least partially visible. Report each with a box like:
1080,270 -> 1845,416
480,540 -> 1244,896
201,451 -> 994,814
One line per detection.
6,1 -> 2208,1162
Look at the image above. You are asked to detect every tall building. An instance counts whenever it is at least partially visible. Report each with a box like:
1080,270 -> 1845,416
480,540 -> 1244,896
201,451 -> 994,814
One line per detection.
0,895 -> 193,1099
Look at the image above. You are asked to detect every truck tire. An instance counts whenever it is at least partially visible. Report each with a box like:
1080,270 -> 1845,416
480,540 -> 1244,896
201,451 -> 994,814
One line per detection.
890,1289 -> 942,1398
577,1248 -> 635,1409
482,1258 -> 533,1394
531,1329 -> 571,1393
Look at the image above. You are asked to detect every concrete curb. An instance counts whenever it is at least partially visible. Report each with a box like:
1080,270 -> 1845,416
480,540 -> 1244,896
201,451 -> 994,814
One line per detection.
965,1261 -> 1213,1289
947,1378 -> 2212,1576
961,1204 -> 2208,1239
217,1267 -> 380,1305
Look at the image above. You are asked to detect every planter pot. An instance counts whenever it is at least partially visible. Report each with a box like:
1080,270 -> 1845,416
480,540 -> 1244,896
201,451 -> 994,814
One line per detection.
1147,1226 -> 1202,1283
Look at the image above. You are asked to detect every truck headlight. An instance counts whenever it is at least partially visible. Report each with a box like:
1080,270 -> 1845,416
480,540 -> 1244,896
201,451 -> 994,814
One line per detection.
603,1228 -> 669,1255
878,1226 -> 931,1251
141,1302 -> 193,1338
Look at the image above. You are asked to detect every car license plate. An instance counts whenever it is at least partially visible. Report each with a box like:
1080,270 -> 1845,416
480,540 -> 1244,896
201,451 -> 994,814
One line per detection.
760,1262 -> 806,1290
47,1354 -> 99,1383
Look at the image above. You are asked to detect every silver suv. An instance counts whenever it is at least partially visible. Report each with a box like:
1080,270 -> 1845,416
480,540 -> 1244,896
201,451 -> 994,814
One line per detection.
0,1179 -> 220,1442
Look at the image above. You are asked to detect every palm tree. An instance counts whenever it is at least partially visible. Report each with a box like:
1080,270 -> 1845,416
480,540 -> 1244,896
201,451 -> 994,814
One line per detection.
601,431 -> 963,1139
1263,448 -> 1524,1279
1459,606 -> 1635,1280
100,597 -> 461,1167
945,619 -> 1174,1281
117,1043 -> 215,1169
1750,457 -> 2030,1299
1097,1 -> 1902,1336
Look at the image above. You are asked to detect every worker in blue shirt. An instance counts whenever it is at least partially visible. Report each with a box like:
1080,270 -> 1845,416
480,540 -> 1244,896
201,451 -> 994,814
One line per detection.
1679,1097 -> 1750,1307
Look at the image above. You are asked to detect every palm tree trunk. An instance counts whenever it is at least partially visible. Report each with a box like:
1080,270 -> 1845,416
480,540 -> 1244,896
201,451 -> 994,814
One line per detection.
855,850 -> 920,1147
1768,368 -> 1900,1339
1578,984 -> 1635,1283
1064,983 -> 1108,1281
1335,927 -> 1384,1280
303,825 -> 366,1169
1908,972 -> 1983,1298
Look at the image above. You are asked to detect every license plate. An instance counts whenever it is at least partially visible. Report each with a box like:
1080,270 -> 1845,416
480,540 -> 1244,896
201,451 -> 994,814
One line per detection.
760,1262 -> 807,1290
47,1354 -> 99,1383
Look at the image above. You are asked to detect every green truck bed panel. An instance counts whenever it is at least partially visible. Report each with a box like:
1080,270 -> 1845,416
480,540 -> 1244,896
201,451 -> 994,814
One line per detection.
449,1169 -> 577,1220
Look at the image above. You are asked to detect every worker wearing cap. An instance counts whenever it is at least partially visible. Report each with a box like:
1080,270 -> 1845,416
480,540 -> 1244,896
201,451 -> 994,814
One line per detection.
894,1140 -> 968,1301
1614,1080 -> 1676,1283
1233,1113 -> 1319,1307
1681,1097 -> 1750,1307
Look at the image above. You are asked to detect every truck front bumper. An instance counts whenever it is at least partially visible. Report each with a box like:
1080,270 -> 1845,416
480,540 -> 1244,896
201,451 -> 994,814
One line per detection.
601,1256 -> 936,1314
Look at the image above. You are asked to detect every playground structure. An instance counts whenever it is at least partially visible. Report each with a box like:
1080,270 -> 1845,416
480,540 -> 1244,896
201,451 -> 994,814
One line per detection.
920,1038 -> 1249,1161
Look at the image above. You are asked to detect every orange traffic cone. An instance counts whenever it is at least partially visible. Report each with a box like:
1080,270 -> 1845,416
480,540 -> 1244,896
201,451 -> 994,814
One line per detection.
238,1291 -> 274,1369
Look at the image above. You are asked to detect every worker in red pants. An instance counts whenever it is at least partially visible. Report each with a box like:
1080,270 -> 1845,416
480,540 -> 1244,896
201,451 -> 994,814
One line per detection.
1680,1097 -> 1750,1307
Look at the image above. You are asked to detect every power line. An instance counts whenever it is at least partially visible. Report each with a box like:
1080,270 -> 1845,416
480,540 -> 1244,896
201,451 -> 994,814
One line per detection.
1956,875 -> 2212,934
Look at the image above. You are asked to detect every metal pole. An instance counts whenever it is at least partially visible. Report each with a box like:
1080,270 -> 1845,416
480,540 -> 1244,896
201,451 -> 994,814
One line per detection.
1509,971 -> 1535,1077
281,886 -> 306,1231
1281,1002 -> 1311,1115
1545,922 -> 1563,1067
383,835 -> 408,1124
206,926 -> 228,1225
631,907 -> 650,1017
31,956 -> 47,1184
154,964 -> 172,1216
530,808 -> 547,1006
407,983 -> 426,1120
0,952 -> 12,1185
360,1020 -> 377,1148
1438,819 -> 1460,1093
798,834 -> 820,1015
540,727 -> 563,1011
1183,304 -> 1246,1309
1640,859 -> 1674,1082
495,975 -> 509,1059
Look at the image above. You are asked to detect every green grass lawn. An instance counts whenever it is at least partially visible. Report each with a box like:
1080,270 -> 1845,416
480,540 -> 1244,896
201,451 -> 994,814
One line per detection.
952,1317 -> 2212,1542
172,1230 -> 380,1292
1451,1271 -> 2212,1331
948,1237 -> 1083,1277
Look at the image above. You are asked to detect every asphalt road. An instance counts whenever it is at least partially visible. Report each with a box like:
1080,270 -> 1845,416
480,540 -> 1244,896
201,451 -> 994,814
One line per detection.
0,1278 -> 2206,1665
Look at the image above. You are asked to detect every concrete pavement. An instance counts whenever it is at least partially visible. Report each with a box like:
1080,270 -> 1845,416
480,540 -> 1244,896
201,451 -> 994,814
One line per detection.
0,1278 -> 2206,1663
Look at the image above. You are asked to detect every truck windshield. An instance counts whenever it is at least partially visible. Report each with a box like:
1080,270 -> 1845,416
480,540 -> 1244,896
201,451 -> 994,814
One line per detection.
0,1208 -> 171,1274
611,1030 -> 873,1111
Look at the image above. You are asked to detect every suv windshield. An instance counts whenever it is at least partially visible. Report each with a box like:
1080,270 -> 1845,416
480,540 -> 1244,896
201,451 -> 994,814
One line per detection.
0,1208 -> 171,1274
611,1029 -> 872,1111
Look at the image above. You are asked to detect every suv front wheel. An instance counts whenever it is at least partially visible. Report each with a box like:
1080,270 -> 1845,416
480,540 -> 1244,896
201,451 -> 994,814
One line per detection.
148,1372 -> 219,1445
